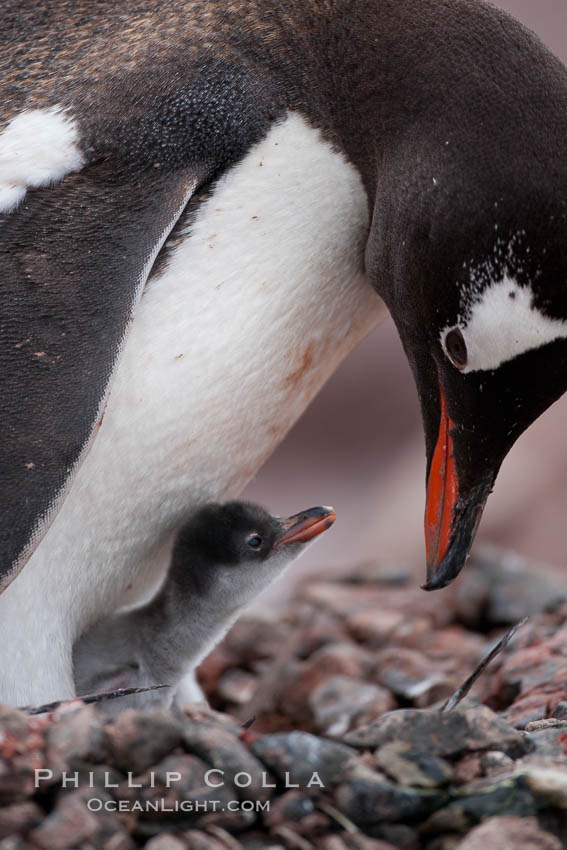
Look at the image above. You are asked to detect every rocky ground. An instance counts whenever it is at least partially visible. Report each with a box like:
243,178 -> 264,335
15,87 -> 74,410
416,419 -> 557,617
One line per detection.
2,545 -> 567,849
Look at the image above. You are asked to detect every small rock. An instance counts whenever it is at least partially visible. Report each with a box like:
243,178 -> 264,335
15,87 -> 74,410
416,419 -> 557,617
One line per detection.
366,822 -> 420,849
479,751 -> 515,777
307,642 -> 375,679
182,704 -> 240,731
526,726 -> 567,761
455,815 -> 562,850
0,839 -> 36,850
452,754 -> 483,785
455,544 -> 566,628
418,628 -> 487,665
349,699 -> 400,734
319,836 -> 397,850
0,708 -> 35,743
309,676 -> 394,737
500,693 -> 554,730
0,711 -> 47,805
29,790 -> 100,849
262,790 -> 315,827
426,838 -> 461,850
519,766 -> 567,809
373,649 -> 455,707
146,836 -> 188,850
104,709 -> 183,774
390,616 -> 435,648
344,706 -> 530,760
524,719 -> 567,733
487,628 -> 567,730
239,839 -> 284,850
345,838 -> 399,850
184,831 -> 228,850
197,644 -> 238,697
72,762 -> 124,790
271,661 -> 333,728
197,807 -> 256,833
347,609 -> 405,646
490,644 -> 567,712
118,752 -> 234,810
334,763 -> 446,825
0,803 -> 43,839
216,670 -> 258,705
375,742 -> 453,788
318,838 -> 353,850
46,704 -> 106,772
422,775 -> 538,833
291,605 -> 350,657
263,790 -> 329,837
251,731 -> 357,789
224,617 -> 290,664
552,701 -> 567,720
270,824 -> 314,850
181,718 -> 274,801
0,756 -> 46,806
202,827 -> 246,850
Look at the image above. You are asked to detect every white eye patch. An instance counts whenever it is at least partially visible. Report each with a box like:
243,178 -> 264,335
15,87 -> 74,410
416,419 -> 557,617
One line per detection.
441,277 -> 567,374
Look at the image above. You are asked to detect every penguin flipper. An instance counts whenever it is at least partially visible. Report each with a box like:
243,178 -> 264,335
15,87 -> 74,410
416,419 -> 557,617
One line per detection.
0,164 -> 202,591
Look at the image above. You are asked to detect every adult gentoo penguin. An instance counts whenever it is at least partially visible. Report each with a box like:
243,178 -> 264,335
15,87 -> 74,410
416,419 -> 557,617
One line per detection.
2,0 -> 567,703
73,502 -> 336,714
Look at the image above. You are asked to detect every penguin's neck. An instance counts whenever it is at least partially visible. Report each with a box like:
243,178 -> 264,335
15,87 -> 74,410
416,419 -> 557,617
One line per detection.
135,560 -> 247,680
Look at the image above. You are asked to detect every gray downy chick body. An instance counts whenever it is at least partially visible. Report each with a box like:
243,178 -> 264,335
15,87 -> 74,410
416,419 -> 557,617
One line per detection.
73,502 -> 335,715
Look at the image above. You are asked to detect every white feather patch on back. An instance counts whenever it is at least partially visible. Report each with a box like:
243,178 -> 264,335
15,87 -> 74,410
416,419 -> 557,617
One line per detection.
0,106 -> 84,212
441,277 -> 567,373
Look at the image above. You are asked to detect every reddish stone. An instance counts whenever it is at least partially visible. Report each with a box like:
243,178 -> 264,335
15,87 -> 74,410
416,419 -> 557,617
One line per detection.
146,835 -> 188,850
344,706 -> 529,759
309,676 -> 395,737
104,709 -> 183,774
273,662 -> 335,728
223,617 -> 290,664
452,753 -> 483,785
307,642 -> 375,679
347,609 -> 406,646
455,816 -> 562,850
0,711 -> 48,805
318,836 -> 397,850
419,628 -> 487,665
390,616 -> 435,648
0,802 -> 43,839
29,792 -> 99,849
372,648 -> 455,707
46,705 -> 106,773
216,669 -> 259,705
184,832 -> 227,850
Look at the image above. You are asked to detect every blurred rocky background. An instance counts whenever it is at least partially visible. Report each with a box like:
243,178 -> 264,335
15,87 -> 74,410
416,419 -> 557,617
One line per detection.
244,1 -> 567,591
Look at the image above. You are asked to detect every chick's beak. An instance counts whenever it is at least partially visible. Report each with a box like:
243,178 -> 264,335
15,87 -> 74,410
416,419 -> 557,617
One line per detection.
423,386 -> 492,590
275,506 -> 336,547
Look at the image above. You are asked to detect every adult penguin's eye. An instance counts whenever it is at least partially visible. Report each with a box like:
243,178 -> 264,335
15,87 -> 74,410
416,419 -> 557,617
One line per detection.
247,534 -> 262,549
444,328 -> 468,370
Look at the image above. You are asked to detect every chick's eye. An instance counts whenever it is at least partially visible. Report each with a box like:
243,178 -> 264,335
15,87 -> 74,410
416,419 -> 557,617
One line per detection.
247,534 -> 262,549
444,328 -> 468,370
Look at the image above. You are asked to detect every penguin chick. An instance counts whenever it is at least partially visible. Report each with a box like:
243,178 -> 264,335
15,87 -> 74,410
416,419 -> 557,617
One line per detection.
72,501 -> 335,714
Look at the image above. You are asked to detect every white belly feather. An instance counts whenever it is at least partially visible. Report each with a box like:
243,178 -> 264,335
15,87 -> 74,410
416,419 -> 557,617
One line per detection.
0,113 -> 386,702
